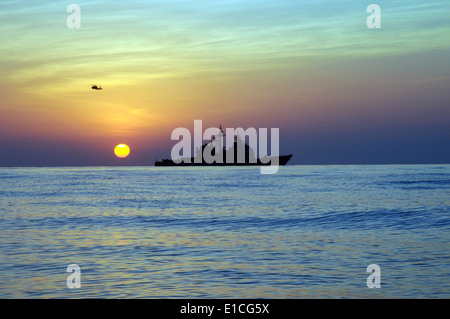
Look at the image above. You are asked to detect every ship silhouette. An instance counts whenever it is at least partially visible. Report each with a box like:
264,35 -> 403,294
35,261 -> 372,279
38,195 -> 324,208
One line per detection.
155,125 -> 292,166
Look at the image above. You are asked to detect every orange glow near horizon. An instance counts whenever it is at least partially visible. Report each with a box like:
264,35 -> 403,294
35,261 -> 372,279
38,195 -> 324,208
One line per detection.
114,144 -> 131,158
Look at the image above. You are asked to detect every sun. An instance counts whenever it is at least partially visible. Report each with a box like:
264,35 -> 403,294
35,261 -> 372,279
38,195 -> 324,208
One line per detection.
114,144 -> 130,158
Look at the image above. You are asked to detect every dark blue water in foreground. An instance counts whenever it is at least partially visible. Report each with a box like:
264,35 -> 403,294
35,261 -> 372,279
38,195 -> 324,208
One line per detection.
0,165 -> 449,298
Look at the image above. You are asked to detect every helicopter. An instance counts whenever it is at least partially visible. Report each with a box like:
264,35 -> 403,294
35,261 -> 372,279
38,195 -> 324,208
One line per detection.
91,84 -> 103,90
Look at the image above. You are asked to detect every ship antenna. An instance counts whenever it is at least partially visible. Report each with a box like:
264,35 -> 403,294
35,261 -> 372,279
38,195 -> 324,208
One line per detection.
219,124 -> 226,136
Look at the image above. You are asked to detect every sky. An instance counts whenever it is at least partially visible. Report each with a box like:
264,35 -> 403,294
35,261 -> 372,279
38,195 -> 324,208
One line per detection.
0,0 -> 449,166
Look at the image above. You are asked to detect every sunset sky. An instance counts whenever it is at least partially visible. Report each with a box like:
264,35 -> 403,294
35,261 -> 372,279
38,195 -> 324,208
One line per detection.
1,0 -> 449,166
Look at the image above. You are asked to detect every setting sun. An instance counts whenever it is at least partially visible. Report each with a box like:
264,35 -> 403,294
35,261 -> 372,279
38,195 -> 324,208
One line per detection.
114,144 -> 130,158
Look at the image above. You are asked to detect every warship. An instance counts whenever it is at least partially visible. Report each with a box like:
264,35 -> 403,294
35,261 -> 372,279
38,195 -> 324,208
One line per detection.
155,126 -> 292,166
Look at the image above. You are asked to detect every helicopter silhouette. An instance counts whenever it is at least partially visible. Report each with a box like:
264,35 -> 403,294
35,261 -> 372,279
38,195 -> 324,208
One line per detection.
91,84 -> 103,90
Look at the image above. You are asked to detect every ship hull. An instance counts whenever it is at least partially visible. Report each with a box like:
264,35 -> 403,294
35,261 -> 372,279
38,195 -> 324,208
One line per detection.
155,154 -> 292,166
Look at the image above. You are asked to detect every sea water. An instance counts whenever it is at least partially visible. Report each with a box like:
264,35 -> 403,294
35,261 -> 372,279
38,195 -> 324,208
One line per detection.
0,165 -> 449,298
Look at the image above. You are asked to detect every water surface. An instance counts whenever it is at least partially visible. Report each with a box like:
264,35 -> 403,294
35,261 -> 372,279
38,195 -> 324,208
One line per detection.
0,165 -> 449,298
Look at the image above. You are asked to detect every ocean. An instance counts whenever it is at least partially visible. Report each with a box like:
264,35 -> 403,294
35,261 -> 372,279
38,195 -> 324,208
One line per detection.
0,165 -> 449,298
